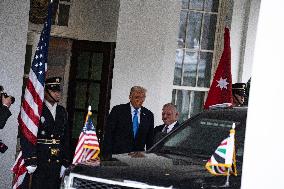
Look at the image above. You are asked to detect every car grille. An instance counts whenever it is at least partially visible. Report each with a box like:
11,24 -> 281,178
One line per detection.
72,177 -> 134,189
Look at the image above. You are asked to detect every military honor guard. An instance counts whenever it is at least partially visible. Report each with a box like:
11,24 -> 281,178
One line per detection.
232,83 -> 247,107
21,77 -> 70,189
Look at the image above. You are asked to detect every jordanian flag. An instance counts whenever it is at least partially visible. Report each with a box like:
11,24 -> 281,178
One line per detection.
205,124 -> 237,176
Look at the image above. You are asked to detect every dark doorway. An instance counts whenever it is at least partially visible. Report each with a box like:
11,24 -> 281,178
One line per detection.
67,40 -> 115,156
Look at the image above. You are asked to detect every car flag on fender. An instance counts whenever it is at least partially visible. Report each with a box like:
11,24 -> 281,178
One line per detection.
205,123 -> 237,176
204,27 -> 233,109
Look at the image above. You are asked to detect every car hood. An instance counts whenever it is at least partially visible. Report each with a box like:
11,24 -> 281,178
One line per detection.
69,152 -> 236,188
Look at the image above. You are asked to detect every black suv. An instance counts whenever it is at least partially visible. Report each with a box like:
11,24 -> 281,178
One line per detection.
61,107 -> 247,189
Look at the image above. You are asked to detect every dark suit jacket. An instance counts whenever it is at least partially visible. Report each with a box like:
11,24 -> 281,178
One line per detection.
102,103 -> 154,157
0,104 -> 11,129
153,122 -> 179,143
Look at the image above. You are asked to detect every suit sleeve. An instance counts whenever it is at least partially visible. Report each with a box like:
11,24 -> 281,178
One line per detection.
101,106 -> 118,158
153,125 -> 162,137
146,111 -> 154,150
0,104 -> 12,129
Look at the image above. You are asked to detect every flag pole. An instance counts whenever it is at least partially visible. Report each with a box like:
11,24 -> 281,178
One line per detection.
223,168 -> 230,187
28,174 -> 33,189
222,123 -> 235,187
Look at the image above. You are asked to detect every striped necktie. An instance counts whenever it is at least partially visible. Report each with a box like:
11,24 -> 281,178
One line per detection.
163,125 -> 169,133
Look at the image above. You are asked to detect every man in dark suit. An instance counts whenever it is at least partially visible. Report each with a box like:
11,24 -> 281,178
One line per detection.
154,103 -> 179,143
21,77 -> 70,189
102,86 -> 154,159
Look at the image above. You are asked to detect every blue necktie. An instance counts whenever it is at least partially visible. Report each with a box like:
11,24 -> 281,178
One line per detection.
133,109 -> 139,138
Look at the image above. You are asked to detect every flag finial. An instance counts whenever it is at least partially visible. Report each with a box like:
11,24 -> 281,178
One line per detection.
232,123 -> 235,129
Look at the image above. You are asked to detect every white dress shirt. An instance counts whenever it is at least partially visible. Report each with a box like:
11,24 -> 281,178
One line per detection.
45,100 -> 57,120
162,121 -> 177,133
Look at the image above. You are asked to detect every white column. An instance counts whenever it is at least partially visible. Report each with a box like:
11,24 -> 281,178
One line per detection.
0,1 -> 29,188
230,0 -> 261,83
242,0 -> 261,82
241,0 -> 284,188
230,0 -> 247,82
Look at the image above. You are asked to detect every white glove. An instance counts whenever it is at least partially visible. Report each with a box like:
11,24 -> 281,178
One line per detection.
26,165 -> 37,174
60,166 -> 66,178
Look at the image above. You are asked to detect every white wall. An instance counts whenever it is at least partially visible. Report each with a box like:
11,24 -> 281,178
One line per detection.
0,1 -> 30,188
51,0 -> 120,42
110,0 -> 180,126
241,0 -> 284,188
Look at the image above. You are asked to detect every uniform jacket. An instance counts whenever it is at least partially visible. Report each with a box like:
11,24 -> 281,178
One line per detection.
21,103 -> 70,189
21,103 -> 70,167
102,103 -> 154,157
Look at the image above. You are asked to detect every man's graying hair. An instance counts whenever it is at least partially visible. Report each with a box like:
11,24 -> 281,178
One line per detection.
163,103 -> 178,112
130,86 -> 147,95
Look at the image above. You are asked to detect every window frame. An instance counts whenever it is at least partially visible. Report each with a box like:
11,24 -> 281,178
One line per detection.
172,0 -> 231,122
52,0 -> 72,26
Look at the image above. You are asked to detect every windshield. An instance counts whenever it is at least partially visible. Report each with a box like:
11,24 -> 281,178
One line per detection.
156,115 -> 244,158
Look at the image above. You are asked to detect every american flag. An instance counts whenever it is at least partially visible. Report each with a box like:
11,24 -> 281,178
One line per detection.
12,2 -> 52,189
72,106 -> 100,165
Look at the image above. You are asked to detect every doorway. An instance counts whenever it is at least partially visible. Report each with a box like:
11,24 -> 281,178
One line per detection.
67,40 -> 115,154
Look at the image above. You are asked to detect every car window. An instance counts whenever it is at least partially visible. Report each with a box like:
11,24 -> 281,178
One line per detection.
160,115 -> 244,158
